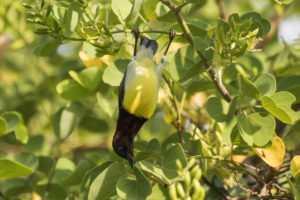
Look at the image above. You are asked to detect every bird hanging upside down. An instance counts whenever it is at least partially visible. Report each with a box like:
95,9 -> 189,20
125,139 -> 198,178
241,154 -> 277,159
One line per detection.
112,29 -> 176,167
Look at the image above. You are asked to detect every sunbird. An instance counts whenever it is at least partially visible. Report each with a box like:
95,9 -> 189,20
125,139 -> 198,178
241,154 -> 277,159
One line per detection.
113,29 -> 176,167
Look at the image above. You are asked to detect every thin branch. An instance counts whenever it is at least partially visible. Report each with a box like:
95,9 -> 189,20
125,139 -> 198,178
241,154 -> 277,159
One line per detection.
216,0 -> 227,21
110,29 -> 183,36
163,75 -> 184,144
160,0 -> 232,102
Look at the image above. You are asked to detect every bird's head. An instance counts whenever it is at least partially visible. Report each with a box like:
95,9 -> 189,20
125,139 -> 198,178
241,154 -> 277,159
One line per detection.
112,138 -> 135,167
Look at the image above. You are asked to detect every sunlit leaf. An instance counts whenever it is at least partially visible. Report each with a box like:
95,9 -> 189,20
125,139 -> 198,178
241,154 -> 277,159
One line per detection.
253,73 -> 276,97
252,136 -> 285,168
53,158 -> 75,183
126,0 -> 143,26
262,92 -> 300,124
291,156 -> 300,179
14,124 -> 28,144
69,67 -> 102,91
88,162 -> 125,200
64,2 -> 82,34
102,59 -> 129,86
56,79 -> 93,100
143,0 -> 158,20
111,0 -> 132,23
53,102 -> 84,139
0,159 -> 33,180
274,0 -> 294,4
0,117 -> 7,136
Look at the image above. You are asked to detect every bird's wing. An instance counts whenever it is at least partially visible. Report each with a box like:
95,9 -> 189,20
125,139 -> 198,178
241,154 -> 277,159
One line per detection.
118,70 -> 127,108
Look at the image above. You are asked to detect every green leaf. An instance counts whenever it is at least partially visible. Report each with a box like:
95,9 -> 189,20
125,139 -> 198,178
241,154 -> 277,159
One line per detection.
226,96 -> 239,122
83,42 -> 99,58
290,155 -> 300,179
165,45 -> 201,82
35,184 -> 67,200
188,20 -> 210,38
193,36 -> 213,60
37,156 -> 54,176
0,159 -> 33,180
62,159 -> 96,186
136,161 -> 171,185
146,138 -> 160,153
205,97 -> 229,122
52,5 -> 67,24
274,0 -> 294,4
64,2 -> 81,34
237,74 -> 260,99
188,139 -> 202,156
14,152 -> 38,171
237,112 -> 275,146
111,0 -> 132,23
69,67 -> 102,91
39,40 -> 61,56
287,176 -> 300,200
2,112 -> 21,133
277,75 -> 300,103
53,102 -> 84,139
96,92 -> 115,118
222,117 -> 237,146
253,73 -> 276,97
116,167 -> 152,200
53,158 -> 75,183
162,143 -> 187,180
14,124 -> 28,144
240,12 -> 270,37
126,0 -> 143,26
262,92 -> 300,124
2,178 -> 31,197
56,79 -> 93,100
79,115 -> 109,133
102,59 -> 130,86
88,162 -> 125,200
81,161 -> 113,200
0,117 -> 7,136
143,0 -> 159,20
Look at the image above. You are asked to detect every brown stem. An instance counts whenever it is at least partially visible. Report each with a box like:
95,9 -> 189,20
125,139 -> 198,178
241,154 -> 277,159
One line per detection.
161,0 -> 232,102
255,13 -> 280,49
216,0 -> 227,21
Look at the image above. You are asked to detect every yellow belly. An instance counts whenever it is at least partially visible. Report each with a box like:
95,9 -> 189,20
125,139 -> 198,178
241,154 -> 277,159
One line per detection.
123,62 -> 158,119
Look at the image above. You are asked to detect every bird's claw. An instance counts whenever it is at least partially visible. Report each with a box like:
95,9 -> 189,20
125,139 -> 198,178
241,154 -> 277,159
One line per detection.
169,29 -> 176,40
132,28 -> 140,39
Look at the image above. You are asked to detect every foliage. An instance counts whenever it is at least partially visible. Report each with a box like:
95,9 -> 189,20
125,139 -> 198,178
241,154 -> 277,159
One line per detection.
0,0 -> 300,199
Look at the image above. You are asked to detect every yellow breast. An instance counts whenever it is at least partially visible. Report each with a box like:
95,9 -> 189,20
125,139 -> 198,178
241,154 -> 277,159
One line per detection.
123,56 -> 159,119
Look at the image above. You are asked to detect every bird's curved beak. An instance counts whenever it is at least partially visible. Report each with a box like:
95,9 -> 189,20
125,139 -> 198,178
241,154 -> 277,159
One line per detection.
126,151 -> 136,168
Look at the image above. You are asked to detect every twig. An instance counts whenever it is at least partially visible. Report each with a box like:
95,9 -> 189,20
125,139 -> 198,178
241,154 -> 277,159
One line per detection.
110,29 -> 183,36
160,0 -> 232,102
163,75 -> 184,144
216,0 -> 227,21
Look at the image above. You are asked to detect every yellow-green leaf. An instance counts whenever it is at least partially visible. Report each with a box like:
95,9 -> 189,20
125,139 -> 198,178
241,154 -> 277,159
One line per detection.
252,136 -> 285,168
290,155 -> 300,179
